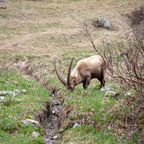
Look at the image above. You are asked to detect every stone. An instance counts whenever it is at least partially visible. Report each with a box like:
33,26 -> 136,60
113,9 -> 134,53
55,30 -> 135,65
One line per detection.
22,89 -> 27,93
20,119 -> 40,128
73,123 -> 79,128
108,126 -> 111,130
51,135 -> 58,140
31,131 -> 39,137
0,90 -> 14,96
100,85 -> 111,91
14,89 -> 21,94
124,92 -> 131,96
51,99 -> 60,105
0,6 -> 6,9
105,91 -> 120,98
15,98 -> 22,101
93,17 -> 112,30
0,0 -> 7,2
0,96 -> 6,100
59,128 -> 64,133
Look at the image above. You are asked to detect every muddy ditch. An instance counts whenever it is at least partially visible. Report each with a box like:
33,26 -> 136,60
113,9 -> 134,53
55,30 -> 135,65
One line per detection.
36,97 -> 62,144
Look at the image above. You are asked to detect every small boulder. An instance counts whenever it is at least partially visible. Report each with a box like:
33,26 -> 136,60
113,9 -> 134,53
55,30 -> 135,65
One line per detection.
0,6 -> 6,9
51,135 -> 59,140
20,119 -> 40,128
105,91 -> 120,98
93,17 -> 112,30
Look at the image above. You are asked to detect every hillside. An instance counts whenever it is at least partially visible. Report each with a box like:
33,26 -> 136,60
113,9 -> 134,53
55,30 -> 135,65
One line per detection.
0,0 -> 144,143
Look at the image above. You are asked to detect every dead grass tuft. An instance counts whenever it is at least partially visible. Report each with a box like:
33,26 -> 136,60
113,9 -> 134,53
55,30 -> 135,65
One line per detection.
36,101 -> 52,126
58,104 -> 73,128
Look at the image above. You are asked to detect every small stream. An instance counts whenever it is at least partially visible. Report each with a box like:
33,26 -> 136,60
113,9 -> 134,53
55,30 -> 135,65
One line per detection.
42,97 -> 62,144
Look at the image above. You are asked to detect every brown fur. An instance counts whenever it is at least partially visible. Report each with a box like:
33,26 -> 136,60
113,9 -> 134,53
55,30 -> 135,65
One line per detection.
67,55 -> 108,91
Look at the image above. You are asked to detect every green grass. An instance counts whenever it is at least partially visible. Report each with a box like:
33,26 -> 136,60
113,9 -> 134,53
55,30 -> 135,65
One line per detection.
56,79 -> 140,143
0,69 -> 50,143
0,129 -> 43,144
60,86 -> 140,143
62,124 -> 138,144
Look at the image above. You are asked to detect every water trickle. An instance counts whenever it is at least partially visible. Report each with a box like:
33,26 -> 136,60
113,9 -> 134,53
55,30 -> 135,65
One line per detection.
42,98 -> 62,144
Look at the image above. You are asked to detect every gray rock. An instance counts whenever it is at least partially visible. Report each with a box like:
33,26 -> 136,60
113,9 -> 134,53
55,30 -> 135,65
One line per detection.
51,135 -> 58,140
124,92 -> 131,96
51,99 -> 60,105
0,0 -> 7,2
20,119 -> 40,128
107,126 -> 111,131
105,91 -> 120,98
14,89 -> 21,94
93,17 -> 112,30
22,89 -> 27,93
73,123 -> 80,128
31,131 -> 39,137
0,6 -> 6,9
15,98 -> 22,101
0,91 -> 14,96
100,85 -> 111,91
0,96 -> 6,100
59,128 -> 64,133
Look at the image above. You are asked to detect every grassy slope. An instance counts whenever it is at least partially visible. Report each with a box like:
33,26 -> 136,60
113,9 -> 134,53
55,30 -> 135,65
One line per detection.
59,83 -> 138,143
0,0 -> 143,143
0,69 -> 51,143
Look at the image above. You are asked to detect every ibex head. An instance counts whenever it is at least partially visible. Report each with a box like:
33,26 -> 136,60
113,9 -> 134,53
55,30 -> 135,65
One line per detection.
54,56 -> 76,92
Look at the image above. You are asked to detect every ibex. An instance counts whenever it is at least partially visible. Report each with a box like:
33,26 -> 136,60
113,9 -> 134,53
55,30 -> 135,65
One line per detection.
54,55 -> 108,92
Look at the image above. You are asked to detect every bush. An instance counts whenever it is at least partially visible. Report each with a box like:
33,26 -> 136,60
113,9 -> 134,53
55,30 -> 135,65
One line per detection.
83,20 -> 144,143
102,23 -> 144,143
128,7 -> 144,26
103,26 -> 144,97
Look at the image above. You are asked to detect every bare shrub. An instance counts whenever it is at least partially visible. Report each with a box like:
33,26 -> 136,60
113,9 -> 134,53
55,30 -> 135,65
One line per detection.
83,22 -> 144,141
103,30 -> 144,98
127,7 -> 144,27
83,21 -> 144,98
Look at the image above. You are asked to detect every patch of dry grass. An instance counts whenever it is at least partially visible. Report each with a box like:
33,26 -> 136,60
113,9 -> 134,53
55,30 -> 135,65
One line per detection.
1,0 -> 143,56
